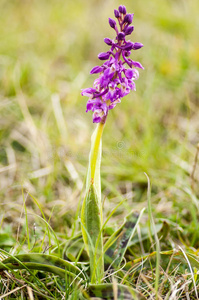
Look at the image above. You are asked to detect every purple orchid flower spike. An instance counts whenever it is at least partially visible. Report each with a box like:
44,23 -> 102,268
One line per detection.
81,5 -> 144,123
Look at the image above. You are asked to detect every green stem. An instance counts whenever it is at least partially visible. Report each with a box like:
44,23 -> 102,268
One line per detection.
81,121 -> 105,284
90,122 -> 105,181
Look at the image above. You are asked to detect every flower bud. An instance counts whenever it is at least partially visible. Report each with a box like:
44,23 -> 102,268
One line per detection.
122,6 -> 126,14
118,5 -> 123,13
118,5 -> 126,14
132,42 -> 144,50
118,32 -> 125,40
104,38 -> 112,45
123,13 -> 134,24
124,51 -> 131,57
98,52 -> 110,60
109,18 -> 116,29
123,42 -> 134,51
90,66 -> 104,74
124,25 -> 134,35
114,9 -> 119,18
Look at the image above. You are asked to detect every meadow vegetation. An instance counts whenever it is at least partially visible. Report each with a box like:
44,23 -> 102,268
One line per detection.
0,0 -> 199,299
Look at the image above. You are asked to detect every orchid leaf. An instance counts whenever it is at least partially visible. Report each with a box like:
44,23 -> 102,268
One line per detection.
176,252 -> 199,269
104,209 -> 144,269
87,283 -> 142,300
124,250 -> 199,273
129,221 -> 169,247
81,182 -> 103,284
0,253 -> 85,281
0,233 -> 15,248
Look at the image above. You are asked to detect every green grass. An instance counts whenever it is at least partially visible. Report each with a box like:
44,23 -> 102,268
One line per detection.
0,0 -> 199,298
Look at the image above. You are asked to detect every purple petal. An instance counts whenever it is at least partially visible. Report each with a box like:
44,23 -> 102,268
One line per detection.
94,88 -> 109,98
93,114 -> 101,123
86,100 -> 94,112
128,81 -> 136,91
81,88 -> 96,97
90,66 -> 104,74
125,69 -> 134,79
101,103 -> 108,114
131,61 -> 144,69
103,67 -> 114,80
98,52 -> 110,60
92,103 -> 108,123
109,98 -> 121,109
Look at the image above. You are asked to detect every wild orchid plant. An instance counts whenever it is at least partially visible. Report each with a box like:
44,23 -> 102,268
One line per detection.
0,5 -> 144,299
81,3 -> 144,293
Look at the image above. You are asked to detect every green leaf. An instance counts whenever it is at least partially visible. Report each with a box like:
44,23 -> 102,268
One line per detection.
177,252 -> 199,269
124,250 -> 199,272
104,209 -> 144,269
81,182 -> 103,283
0,233 -> 15,248
128,221 -> 169,246
0,253 -> 85,281
64,233 -> 87,262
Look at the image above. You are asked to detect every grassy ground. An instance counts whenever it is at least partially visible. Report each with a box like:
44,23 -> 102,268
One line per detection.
0,0 -> 199,299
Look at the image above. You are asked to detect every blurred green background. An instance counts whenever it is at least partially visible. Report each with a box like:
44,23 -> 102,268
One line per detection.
0,0 -> 199,234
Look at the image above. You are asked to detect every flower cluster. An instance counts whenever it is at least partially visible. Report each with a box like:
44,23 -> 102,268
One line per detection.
81,5 -> 144,123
